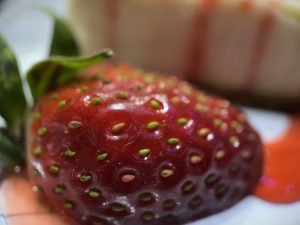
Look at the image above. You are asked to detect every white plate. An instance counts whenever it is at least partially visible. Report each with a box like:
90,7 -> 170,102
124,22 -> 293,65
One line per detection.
0,1 -> 300,225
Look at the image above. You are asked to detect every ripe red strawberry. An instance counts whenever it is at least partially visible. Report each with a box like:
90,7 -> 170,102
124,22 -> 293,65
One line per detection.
28,64 -> 263,225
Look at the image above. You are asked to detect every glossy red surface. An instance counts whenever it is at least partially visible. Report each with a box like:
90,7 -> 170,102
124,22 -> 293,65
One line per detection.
28,65 -> 263,225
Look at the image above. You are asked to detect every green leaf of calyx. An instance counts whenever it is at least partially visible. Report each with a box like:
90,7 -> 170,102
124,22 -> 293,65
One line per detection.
0,36 -> 27,126
26,49 -> 113,102
48,11 -> 79,57
0,131 -> 25,179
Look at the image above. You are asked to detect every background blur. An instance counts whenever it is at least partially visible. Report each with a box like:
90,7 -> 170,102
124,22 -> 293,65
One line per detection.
0,0 -> 67,74
1,1 -> 300,225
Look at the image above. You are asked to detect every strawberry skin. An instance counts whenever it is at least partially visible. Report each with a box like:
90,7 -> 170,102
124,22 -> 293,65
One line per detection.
28,64 -> 263,225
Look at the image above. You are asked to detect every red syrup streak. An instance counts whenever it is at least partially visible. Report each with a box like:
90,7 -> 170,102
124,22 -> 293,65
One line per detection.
244,9 -> 275,89
185,0 -> 218,80
255,118 -> 300,203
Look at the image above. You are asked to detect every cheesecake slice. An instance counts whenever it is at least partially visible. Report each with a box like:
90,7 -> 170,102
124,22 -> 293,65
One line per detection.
69,0 -> 300,102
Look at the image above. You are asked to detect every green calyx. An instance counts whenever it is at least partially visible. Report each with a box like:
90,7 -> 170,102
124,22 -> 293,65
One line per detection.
0,132 -> 25,178
0,37 -> 27,178
0,11 -> 114,180
0,37 -> 27,126
27,49 -> 113,103
46,10 -> 79,57
28,9 -> 110,103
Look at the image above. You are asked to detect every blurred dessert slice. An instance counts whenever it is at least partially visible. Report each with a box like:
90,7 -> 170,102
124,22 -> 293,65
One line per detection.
69,0 -> 300,104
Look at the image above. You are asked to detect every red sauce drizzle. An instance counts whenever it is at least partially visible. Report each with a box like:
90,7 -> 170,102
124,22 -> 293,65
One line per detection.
255,118 -> 300,203
103,0 -> 119,52
185,0 -> 217,79
244,10 -> 275,89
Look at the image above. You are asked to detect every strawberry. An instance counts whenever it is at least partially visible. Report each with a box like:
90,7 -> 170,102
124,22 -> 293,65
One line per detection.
28,64 -> 263,225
